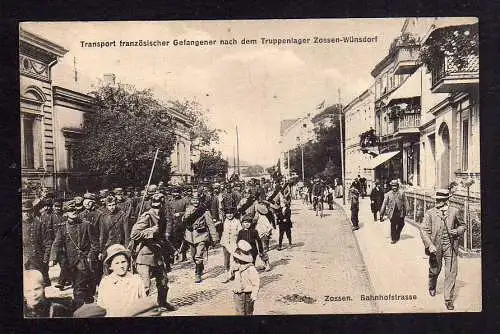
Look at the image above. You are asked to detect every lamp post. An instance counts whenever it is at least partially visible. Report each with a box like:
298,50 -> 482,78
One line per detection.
338,89 -> 346,205
297,136 -> 304,181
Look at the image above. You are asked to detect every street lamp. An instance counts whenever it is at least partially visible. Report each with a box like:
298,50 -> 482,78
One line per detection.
296,136 -> 305,181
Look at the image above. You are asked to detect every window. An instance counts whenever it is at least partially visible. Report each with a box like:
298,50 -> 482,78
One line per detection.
22,116 -> 35,168
462,119 -> 469,170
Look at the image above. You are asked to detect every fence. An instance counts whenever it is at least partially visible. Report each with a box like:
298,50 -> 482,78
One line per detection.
405,188 -> 481,255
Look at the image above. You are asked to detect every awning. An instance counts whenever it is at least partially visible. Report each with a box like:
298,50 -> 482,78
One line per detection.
387,67 -> 422,105
366,151 -> 400,169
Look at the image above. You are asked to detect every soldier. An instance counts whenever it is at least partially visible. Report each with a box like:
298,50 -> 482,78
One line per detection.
74,196 -> 85,216
420,189 -> 465,310
99,195 -> 128,260
130,193 -> 175,312
182,194 -> 220,283
210,185 -> 223,240
39,198 -> 54,286
49,201 -> 99,308
22,200 -> 52,287
113,188 -> 133,242
80,192 -> 102,292
170,188 -> 189,262
51,199 -> 72,290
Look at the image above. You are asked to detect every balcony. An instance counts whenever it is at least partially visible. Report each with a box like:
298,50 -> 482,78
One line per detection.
431,54 -> 479,93
394,45 -> 420,75
378,113 -> 421,138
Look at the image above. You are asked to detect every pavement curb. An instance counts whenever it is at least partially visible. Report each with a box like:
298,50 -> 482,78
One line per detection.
332,199 -> 380,313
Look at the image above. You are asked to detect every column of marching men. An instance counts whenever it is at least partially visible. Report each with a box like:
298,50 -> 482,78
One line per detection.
22,178 -> 295,317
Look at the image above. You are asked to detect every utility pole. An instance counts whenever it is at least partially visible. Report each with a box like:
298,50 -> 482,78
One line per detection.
236,125 -> 240,176
233,145 -> 236,179
73,56 -> 78,82
338,89 -> 346,205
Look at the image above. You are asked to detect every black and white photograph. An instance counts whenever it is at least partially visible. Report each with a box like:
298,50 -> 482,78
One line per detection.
19,18 -> 480,317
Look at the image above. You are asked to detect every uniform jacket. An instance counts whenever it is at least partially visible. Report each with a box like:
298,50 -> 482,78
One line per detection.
221,191 -> 239,214
380,190 -> 408,220
23,216 -> 53,266
99,208 -> 129,255
50,217 -> 99,267
220,217 -> 242,254
210,195 -> 221,221
183,207 -> 219,245
420,205 -> 465,253
130,208 -> 168,267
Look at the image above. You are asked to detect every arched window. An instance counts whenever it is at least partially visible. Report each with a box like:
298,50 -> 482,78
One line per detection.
21,87 -> 45,169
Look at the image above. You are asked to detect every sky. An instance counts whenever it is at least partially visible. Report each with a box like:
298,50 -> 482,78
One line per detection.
22,19 -> 406,167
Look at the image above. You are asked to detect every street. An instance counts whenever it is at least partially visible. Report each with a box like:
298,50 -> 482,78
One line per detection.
45,197 -> 481,315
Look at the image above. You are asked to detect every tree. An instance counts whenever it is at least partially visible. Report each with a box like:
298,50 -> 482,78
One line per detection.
168,99 -> 222,147
289,122 -> 343,182
192,149 -> 228,182
73,83 -> 176,188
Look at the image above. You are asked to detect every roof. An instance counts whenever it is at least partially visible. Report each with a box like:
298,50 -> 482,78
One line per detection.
280,118 -> 299,136
19,28 -> 68,59
421,18 -> 478,45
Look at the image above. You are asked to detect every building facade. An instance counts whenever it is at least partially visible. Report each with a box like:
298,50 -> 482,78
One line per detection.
367,18 -> 480,253
344,87 -> 376,188
20,29 -> 69,193
278,116 -> 314,179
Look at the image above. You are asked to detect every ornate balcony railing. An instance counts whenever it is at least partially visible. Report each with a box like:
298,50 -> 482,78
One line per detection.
431,54 -> 479,93
378,113 -> 421,137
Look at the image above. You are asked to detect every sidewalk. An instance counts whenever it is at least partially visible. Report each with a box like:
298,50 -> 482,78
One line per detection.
335,196 -> 482,313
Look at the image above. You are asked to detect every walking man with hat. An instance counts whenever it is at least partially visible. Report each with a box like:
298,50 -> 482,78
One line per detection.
22,200 -> 53,287
182,193 -> 220,283
130,193 -> 175,312
49,201 -> 99,308
380,179 -> 408,243
420,189 -> 465,310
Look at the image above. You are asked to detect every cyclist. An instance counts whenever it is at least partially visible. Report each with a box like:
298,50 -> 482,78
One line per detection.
312,179 -> 325,217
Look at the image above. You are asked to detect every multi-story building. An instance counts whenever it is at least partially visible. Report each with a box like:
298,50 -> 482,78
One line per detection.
21,29 -> 197,195
344,87 -> 376,187
278,115 -> 314,179
368,17 -> 480,253
20,28 -> 69,192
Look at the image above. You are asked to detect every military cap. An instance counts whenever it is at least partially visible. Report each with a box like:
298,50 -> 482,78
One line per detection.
390,180 -> 399,187
83,192 -> 97,201
64,201 -> 76,212
147,184 -> 158,195
113,188 -> 124,195
151,193 -> 162,207
22,199 -> 33,211
53,198 -> 63,206
105,195 -> 116,204
99,189 -> 109,198
74,196 -> 84,208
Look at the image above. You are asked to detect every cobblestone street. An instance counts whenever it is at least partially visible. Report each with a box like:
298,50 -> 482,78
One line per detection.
45,197 -> 481,315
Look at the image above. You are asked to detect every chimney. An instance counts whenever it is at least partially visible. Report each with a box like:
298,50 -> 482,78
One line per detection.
103,73 -> 116,86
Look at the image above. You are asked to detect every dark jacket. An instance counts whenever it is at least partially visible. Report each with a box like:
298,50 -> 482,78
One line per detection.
278,206 -> 292,229
23,216 -> 53,266
370,186 -> 385,212
237,228 -> 263,260
99,208 -> 128,255
50,217 -> 99,268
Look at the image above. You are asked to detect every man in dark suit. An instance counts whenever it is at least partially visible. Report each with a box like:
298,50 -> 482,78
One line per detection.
420,189 -> 465,310
380,180 -> 408,243
370,182 -> 385,221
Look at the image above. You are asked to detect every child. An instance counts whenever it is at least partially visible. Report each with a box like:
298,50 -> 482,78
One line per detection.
220,206 -> 241,283
277,201 -> 293,250
237,213 -> 264,265
97,244 -> 147,317
254,203 -> 273,271
231,240 -> 261,315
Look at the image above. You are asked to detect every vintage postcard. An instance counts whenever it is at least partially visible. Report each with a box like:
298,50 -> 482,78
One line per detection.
20,18 -> 480,317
